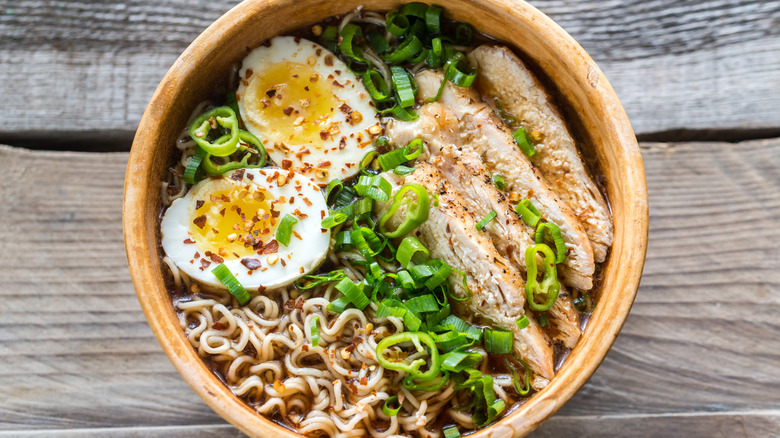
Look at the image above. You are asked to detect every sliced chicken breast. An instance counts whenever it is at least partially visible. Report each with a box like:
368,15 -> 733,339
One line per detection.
400,70 -> 596,290
379,164 -> 555,380
469,45 -> 613,262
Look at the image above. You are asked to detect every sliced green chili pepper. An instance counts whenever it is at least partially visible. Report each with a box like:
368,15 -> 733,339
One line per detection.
188,106 -> 240,157
379,183 -> 429,238
375,332 -> 440,379
200,130 -> 267,175
524,243 -> 561,311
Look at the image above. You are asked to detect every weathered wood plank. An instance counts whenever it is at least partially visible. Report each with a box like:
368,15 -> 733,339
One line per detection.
1,0 -> 779,141
0,139 -> 778,435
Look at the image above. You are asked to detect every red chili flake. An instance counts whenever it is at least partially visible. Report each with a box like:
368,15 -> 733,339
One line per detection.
284,299 -> 296,310
231,169 -> 245,181
289,196 -> 295,204
324,55 -> 334,66
199,259 -> 211,270
309,75 -> 318,83
183,238 -> 196,244
292,209 -> 308,219
241,258 -> 262,270
280,258 -> 287,267
334,69 -> 341,76
360,376 -> 368,386
301,344 -> 309,352
320,210 -> 326,219
209,253 -> 224,264
320,130 -> 329,140
193,215 -> 207,229
194,251 -> 200,259
219,208 -> 226,217
283,106 -> 294,116
339,103 -> 352,114
295,298 -> 304,310
281,159 -> 293,170
212,321 -> 227,330
332,80 -> 344,88
303,198 -> 312,207
293,230 -> 302,240
247,173 -> 254,180
257,285 -> 266,293
195,200 -> 205,210
245,68 -> 254,79
295,185 -> 302,192
261,240 -> 279,254
339,137 -> 347,150
221,194 -> 230,202
317,161 -> 331,168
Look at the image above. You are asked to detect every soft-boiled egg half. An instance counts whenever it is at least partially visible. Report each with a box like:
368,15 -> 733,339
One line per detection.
161,168 -> 330,291
236,36 -> 382,183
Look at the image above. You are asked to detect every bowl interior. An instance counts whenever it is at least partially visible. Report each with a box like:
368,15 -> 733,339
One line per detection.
123,0 -> 648,436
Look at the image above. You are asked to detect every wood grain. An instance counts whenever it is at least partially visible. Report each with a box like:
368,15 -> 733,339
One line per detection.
1,0 -> 780,141
1,138 -> 777,436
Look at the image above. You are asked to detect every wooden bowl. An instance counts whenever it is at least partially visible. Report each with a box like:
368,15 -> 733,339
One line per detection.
123,0 -> 649,436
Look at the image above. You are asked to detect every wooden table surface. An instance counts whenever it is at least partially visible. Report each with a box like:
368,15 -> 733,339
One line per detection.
1,1 -> 778,436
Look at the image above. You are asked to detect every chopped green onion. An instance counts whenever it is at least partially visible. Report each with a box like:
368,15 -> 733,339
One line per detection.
377,138 -> 424,171
353,197 -> 374,217
396,236 -> 430,268
535,222 -> 567,263
492,174 -> 506,190
335,277 -> 369,310
382,395 -> 401,416
512,127 -> 536,157
432,193 -> 439,207
448,269 -> 471,302
200,130 -> 267,176
400,2 -> 427,18
295,270 -> 346,290
516,315 -> 530,330
362,70 -> 392,102
391,66 -> 416,108
475,210 -> 497,231
404,294 -> 439,315
321,212 -> 348,229
366,29 -> 389,55
484,328 -> 513,354
454,23 -> 473,44
351,226 -> 386,261
212,263 -> 251,305
381,100 -> 419,121
443,425 -> 461,438
494,97 -> 518,128
275,213 -> 298,246
334,230 -> 353,251
506,356 -> 531,396
425,5 -> 443,34
379,183 -> 430,238
310,315 -> 321,347
327,296 -> 351,313
394,165 -> 415,175
338,23 -> 364,62
333,185 -> 356,208
385,10 -> 410,36
525,243 -> 561,312
183,147 -> 206,185
515,199 -> 541,227
384,34 -> 424,64
321,25 -> 338,41
355,174 -> 392,202
441,349 -> 483,372
435,315 -> 482,342
403,370 -> 450,391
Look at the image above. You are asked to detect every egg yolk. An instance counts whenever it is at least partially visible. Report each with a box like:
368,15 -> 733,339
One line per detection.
189,184 -> 277,259
243,61 -> 339,148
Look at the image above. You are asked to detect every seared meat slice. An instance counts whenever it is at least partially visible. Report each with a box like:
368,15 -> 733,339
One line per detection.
547,286 -> 581,349
379,164 -> 555,380
469,45 -> 613,262
405,70 -> 596,290
432,144 -> 536,272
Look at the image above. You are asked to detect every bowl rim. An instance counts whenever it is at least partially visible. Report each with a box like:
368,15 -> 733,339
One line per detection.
123,0 -> 649,436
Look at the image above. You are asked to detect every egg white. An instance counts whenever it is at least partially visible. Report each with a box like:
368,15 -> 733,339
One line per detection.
236,36 -> 382,184
160,168 -> 330,291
